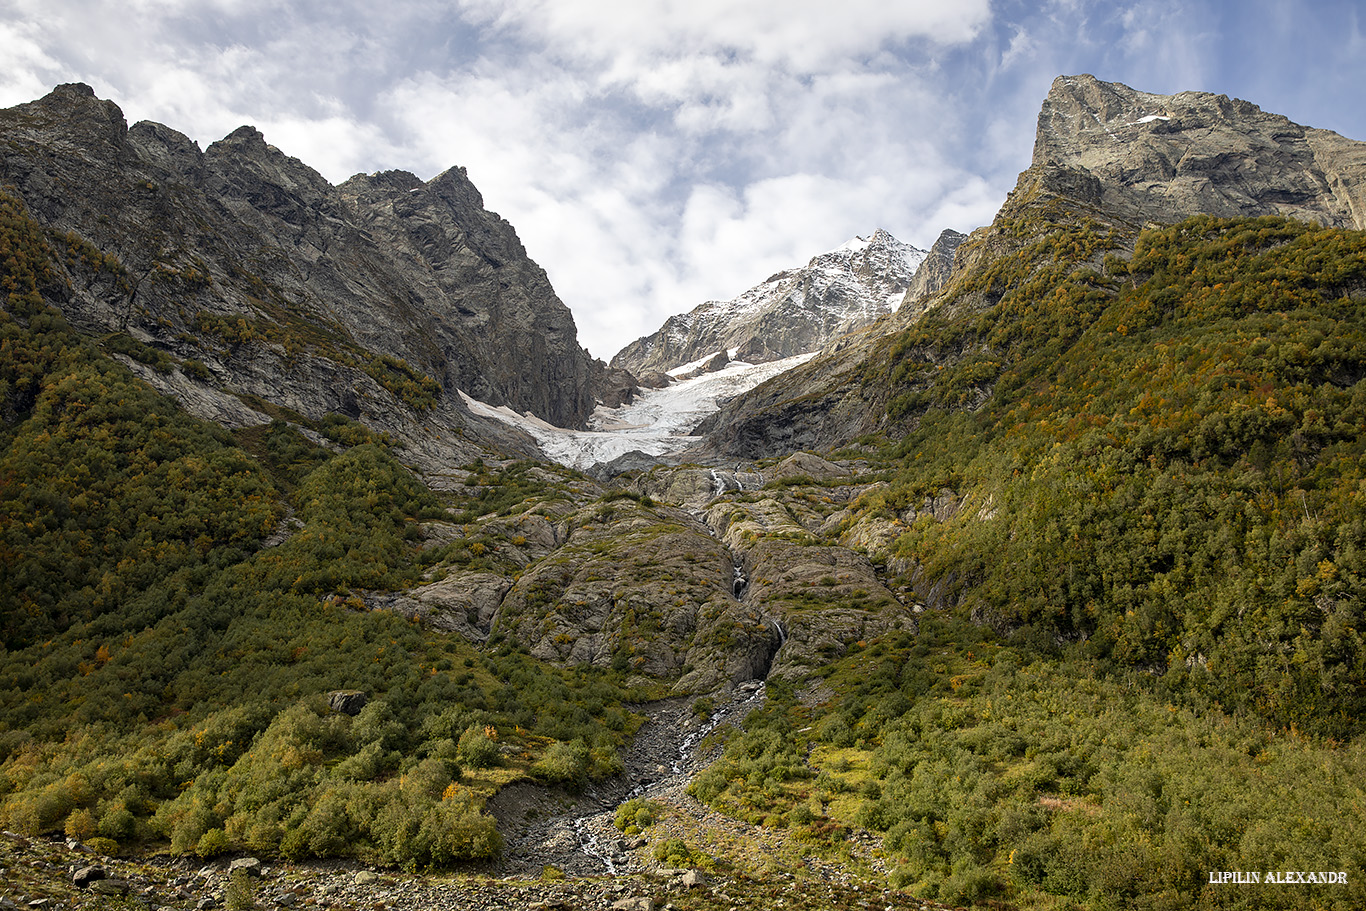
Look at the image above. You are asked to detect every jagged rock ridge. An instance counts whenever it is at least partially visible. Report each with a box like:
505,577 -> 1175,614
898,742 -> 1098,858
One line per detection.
611,229 -> 926,374
895,227 -> 967,325
0,83 -> 626,467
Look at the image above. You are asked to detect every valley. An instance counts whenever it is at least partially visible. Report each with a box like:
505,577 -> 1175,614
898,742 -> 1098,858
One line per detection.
3,73 -> 1366,911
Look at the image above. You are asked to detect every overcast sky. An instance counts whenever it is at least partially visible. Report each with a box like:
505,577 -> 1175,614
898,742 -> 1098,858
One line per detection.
3,1 -> 1364,359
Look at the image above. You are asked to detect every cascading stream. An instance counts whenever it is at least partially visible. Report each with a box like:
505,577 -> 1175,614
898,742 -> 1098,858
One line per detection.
569,683 -> 770,871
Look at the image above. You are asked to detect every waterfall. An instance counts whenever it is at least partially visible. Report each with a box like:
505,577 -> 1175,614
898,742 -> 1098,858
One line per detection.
709,468 -> 729,498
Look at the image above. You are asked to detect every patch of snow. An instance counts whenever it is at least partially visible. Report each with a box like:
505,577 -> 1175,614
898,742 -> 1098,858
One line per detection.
461,352 -> 818,470
667,350 -> 723,377
1131,114 -> 1171,124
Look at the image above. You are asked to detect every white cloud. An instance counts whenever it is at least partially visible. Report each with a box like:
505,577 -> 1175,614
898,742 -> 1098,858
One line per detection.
456,0 -> 992,70
1000,27 -> 1037,70
0,20 -> 61,106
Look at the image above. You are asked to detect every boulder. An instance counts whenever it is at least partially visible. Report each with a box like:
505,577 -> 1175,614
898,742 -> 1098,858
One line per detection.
679,869 -> 710,888
327,691 -> 368,716
89,879 -> 131,895
611,899 -> 656,911
227,856 -> 263,877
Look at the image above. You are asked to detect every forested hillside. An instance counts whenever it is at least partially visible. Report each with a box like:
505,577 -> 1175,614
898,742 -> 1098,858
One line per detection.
674,208 -> 1366,908
858,208 -> 1366,736
1,192 -> 647,868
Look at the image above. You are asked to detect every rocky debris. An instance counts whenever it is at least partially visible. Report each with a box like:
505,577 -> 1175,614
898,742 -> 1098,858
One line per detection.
0,823 -> 970,911
71,866 -> 104,887
491,685 -> 775,878
613,230 -> 927,375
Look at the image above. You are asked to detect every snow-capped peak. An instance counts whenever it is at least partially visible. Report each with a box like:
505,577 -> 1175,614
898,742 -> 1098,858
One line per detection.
612,228 -> 928,375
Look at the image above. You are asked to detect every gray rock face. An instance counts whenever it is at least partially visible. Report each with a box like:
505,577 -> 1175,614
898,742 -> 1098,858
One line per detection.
489,496 -> 779,691
1021,74 -> 1366,229
0,83 -> 618,462
611,229 -> 926,374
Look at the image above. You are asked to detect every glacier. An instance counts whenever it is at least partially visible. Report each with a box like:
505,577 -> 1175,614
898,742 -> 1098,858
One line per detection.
460,351 -> 817,470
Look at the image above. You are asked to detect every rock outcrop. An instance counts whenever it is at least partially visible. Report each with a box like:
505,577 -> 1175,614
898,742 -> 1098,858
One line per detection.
611,229 -> 926,374
0,83 -> 623,467
489,495 -> 779,690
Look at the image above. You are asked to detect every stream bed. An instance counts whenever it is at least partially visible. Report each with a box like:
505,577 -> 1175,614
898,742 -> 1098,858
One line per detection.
491,682 -> 769,875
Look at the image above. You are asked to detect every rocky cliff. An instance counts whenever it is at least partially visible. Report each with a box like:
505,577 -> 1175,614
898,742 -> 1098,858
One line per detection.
611,229 -> 925,374
692,74 -> 1366,460
0,83 -> 622,467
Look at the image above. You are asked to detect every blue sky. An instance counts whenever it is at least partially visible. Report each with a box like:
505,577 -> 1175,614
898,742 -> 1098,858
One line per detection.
2,0 -> 1363,359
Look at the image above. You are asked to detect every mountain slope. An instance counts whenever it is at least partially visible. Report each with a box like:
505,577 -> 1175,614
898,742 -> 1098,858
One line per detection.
694,75 -> 1366,460
4,73 -> 1366,911
0,83 -> 622,468
612,229 -> 925,374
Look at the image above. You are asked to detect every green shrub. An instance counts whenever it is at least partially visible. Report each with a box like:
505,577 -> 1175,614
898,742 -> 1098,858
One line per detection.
613,798 -> 661,834
225,868 -> 257,911
456,726 -> 501,769
532,739 -> 590,790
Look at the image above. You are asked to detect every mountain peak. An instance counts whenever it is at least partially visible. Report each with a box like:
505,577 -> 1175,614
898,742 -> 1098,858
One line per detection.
611,230 -> 927,374
1020,74 -> 1366,229
19,81 -> 127,149
832,227 -> 895,254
